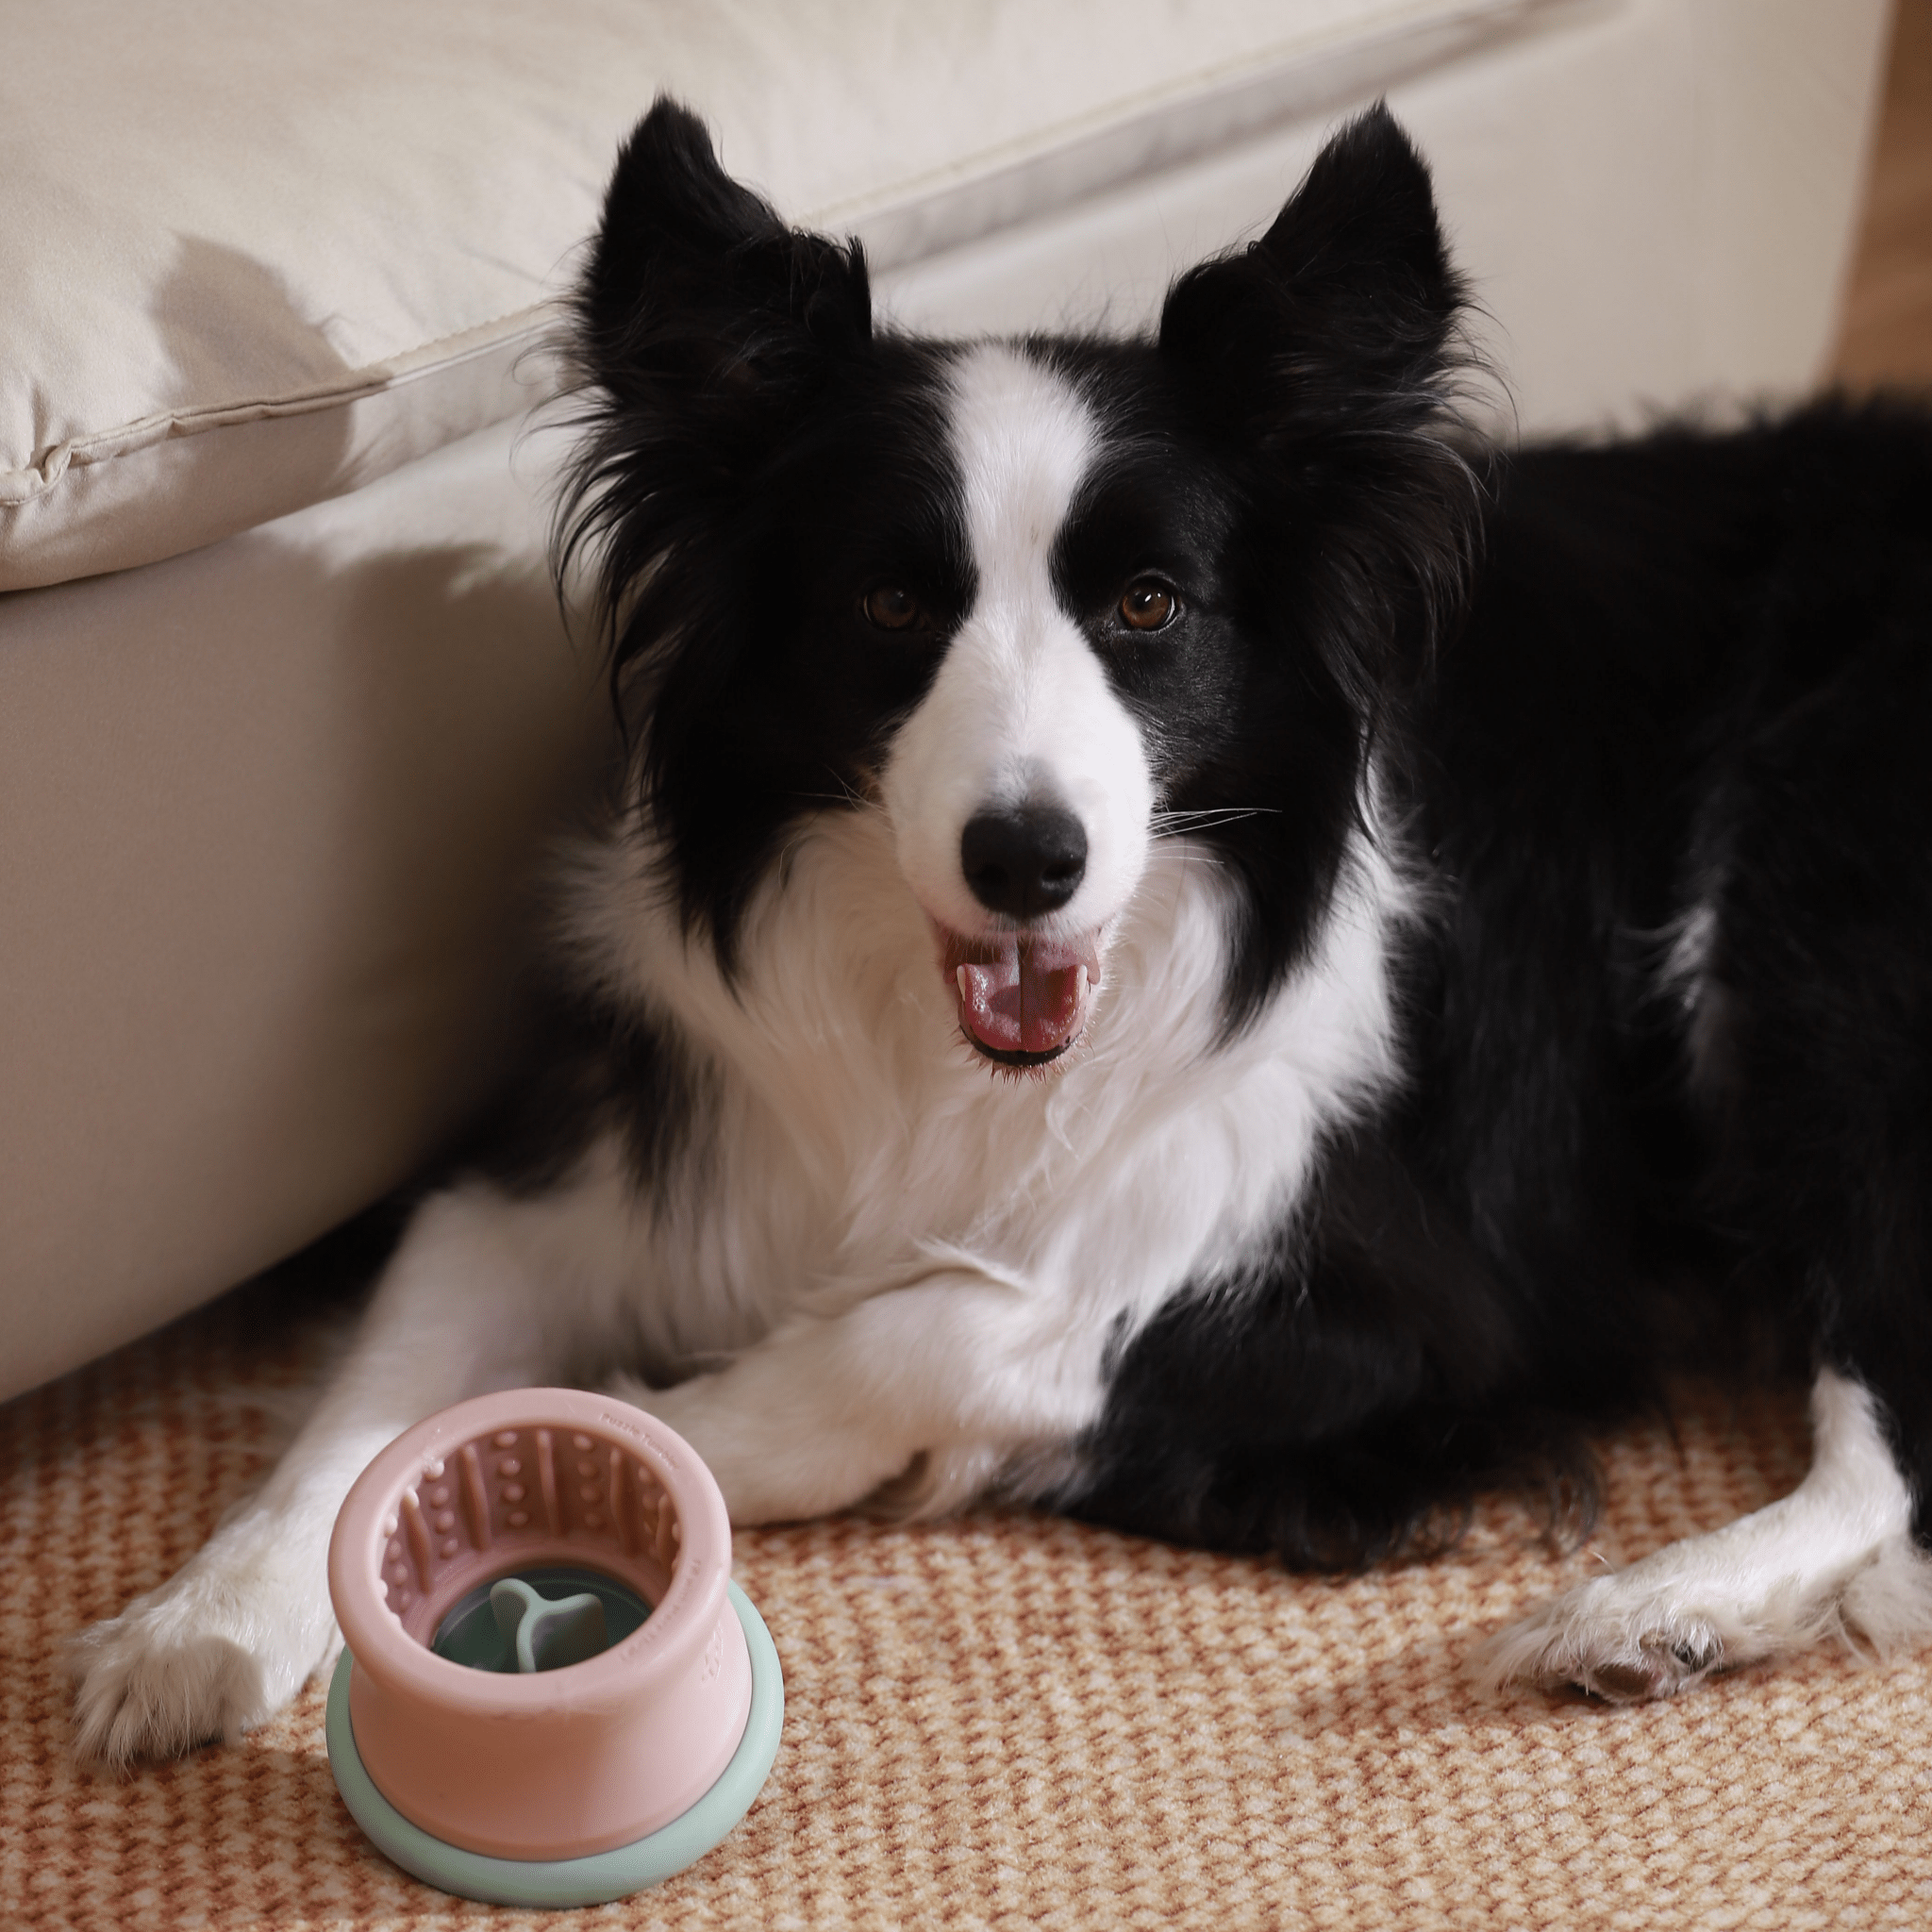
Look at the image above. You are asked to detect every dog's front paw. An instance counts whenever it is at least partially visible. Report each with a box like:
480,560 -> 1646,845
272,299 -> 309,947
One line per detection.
602,1371 -> 769,1518
604,1368 -> 918,1524
69,1528 -> 338,1766
1480,1574 -> 1724,1702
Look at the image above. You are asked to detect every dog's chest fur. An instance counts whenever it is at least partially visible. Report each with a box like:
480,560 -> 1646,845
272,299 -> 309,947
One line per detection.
558,783 -> 1408,1414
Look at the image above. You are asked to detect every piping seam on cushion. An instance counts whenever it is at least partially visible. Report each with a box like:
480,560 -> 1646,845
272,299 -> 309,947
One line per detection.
0,304 -> 560,508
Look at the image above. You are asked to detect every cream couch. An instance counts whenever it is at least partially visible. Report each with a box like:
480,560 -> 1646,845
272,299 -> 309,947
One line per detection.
0,0 -> 1891,1402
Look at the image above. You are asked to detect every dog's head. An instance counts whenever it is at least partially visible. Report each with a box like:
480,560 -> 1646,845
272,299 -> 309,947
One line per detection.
558,99 -> 1474,1072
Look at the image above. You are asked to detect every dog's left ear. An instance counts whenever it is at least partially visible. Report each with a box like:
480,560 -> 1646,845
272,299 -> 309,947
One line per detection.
1160,103 -> 1461,437
1159,105 -> 1476,691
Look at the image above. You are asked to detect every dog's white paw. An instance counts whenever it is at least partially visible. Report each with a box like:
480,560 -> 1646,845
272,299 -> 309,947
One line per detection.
1479,1569 -> 1730,1702
606,1367 -> 927,1525
69,1522 -> 338,1767
1481,1527 -> 1932,1703
603,1371 -> 773,1519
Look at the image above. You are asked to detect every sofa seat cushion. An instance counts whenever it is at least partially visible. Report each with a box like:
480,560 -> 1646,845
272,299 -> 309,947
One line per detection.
1,0 -> 1527,593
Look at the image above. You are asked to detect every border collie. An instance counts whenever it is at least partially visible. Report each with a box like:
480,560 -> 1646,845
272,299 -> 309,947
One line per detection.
73,99 -> 1932,1761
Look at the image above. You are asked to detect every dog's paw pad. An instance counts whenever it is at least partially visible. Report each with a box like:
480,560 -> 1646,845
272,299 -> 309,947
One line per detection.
1569,1633 -> 1721,1703
1477,1579 -> 1727,1704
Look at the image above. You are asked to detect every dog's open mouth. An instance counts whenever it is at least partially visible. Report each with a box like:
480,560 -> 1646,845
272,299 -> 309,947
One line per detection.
935,925 -> 1101,1067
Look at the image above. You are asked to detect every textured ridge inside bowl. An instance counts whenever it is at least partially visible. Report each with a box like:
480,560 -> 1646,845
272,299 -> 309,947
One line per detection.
379,1423 -> 682,1646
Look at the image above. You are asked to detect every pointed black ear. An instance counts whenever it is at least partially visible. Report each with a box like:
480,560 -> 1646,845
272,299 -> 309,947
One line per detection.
1158,106 -> 1477,704
558,99 -> 874,700
1159,103 -> 1461,419
573,96 -> 872,416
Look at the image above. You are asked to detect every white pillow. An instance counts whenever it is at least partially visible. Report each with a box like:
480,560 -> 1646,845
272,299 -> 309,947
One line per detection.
0,0 -> 1512,591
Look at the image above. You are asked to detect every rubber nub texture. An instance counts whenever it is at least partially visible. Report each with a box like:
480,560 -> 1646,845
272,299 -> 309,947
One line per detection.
328,1581 -> 783,1906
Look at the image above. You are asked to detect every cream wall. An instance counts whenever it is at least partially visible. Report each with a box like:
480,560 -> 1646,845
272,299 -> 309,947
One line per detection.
879,1 -> 1891,435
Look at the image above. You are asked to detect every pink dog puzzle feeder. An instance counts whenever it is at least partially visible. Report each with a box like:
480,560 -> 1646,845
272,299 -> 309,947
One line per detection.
325,1388 -> 783,1907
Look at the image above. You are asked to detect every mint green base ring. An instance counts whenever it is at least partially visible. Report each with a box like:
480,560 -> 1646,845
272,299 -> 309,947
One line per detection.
327,1582 -> 784,1907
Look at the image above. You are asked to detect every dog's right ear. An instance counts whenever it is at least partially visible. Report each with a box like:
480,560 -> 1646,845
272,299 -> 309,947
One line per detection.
571,97 -> 873,444
558,99 -> 874,731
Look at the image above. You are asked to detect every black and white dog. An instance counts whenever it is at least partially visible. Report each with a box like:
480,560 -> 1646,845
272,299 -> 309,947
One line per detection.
75,100 -> 1932,1760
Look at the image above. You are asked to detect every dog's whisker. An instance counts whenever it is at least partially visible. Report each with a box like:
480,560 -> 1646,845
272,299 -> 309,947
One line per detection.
1150,808 -> 1280,824
1151,807 -> 1282,818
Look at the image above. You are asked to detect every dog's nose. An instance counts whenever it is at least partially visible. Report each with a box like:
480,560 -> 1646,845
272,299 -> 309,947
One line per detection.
960,803 -> 1088,918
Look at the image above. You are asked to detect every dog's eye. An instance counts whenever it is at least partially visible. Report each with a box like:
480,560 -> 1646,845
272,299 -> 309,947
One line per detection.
1119,580 -> 1178,631
863,586 -> 921,631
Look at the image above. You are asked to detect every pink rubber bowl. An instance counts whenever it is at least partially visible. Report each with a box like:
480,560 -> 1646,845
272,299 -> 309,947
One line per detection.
327,1388 -> 754,1862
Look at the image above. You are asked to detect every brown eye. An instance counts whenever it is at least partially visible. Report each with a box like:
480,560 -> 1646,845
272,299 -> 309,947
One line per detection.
1119,580 -> 1177,631
864,585 -> 921,631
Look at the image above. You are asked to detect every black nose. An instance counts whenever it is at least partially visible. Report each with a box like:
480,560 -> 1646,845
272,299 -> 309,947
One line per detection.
959,803 -> 1088,918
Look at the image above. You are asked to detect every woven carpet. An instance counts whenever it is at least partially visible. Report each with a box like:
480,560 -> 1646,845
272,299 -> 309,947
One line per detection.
5,1254 -> 1931,1932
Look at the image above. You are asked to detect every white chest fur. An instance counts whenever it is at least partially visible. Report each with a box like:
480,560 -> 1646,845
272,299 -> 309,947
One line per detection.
562,808 -> 1410,1421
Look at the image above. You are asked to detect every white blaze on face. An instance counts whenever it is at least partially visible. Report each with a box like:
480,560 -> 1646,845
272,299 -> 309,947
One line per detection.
880,344 -> 1156,1058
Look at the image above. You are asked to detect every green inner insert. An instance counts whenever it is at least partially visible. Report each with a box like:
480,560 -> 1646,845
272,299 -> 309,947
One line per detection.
429,1566 -> 652,1673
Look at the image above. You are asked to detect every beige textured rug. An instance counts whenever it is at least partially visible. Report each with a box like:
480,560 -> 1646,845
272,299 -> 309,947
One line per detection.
5,1257 -> 1930,1930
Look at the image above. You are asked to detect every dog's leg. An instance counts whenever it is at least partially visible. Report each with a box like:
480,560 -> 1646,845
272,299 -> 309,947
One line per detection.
612,1270 -> 1105,1524
1484,1367 -> 1932,1699
69,1183 -> 615,1764
1491,647 -> 1932,1702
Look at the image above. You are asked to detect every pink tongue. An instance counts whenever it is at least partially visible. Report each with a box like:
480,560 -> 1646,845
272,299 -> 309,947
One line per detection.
953,942 -> 1090,1056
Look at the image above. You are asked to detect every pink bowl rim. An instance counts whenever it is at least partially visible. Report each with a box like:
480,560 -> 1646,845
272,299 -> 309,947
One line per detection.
327,1388 -> 732,1716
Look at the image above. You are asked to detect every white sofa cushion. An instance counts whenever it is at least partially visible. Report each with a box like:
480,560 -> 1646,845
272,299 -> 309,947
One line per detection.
1,0 -> 1527,593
